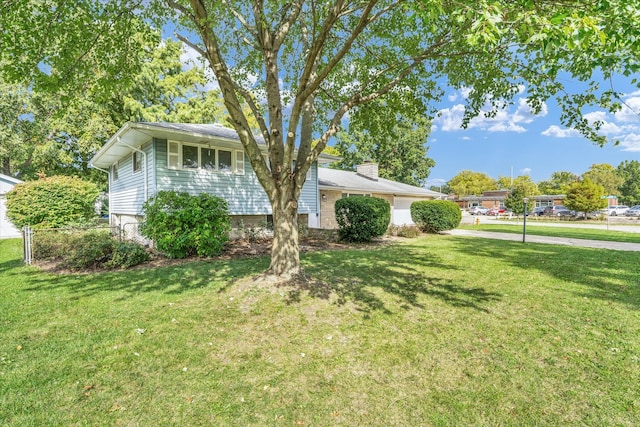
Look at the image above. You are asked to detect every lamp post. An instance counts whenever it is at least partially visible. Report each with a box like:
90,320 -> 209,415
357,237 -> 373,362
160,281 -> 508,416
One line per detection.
522,197 -> 529,243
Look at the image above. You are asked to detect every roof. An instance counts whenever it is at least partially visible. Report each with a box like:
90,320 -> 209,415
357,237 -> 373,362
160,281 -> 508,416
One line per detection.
90,122 -> 340,169
318,168 -> 446,198
0,173 -> 23,186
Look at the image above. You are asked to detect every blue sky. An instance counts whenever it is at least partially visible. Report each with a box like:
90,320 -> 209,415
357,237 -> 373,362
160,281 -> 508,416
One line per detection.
426,82 -> 640,187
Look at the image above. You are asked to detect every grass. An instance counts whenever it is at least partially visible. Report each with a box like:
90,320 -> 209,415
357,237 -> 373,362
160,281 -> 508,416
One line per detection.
460,223 -> 640,243
1,236 -> 639,426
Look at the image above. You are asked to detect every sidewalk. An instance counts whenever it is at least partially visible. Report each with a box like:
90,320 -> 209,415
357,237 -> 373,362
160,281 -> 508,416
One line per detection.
447,229 -> 640,251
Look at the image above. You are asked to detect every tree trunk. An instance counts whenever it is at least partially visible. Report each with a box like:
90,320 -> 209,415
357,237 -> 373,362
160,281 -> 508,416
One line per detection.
267,196 -> 300,279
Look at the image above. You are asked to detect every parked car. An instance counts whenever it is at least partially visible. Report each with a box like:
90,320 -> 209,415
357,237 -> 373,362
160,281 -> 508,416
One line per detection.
601,205 -> 630,216
530,207 -> 546,217
487,207 -> 506,216
469,206 -> 489,215
543,205 -> 572,216
624,205 -> 640,217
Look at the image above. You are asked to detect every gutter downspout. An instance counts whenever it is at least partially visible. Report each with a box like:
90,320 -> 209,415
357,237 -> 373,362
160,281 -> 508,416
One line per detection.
119,138 -> 148,203
89,164 -> 111,224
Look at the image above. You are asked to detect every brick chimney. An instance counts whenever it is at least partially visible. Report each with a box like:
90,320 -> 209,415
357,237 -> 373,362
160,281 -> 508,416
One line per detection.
356,161 -> 378,181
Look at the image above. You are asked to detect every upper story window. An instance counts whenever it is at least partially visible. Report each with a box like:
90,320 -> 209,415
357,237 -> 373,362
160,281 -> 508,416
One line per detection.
168,140 -> 244,174
132,152 -> 142,173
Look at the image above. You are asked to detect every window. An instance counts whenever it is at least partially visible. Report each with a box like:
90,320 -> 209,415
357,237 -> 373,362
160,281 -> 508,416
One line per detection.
132,152 -> 142,172
112,162 -> 119,181
168,140 -> 244,174
342,193 -> 371,198
202,148 -> 215,170
182,145 -> 199,169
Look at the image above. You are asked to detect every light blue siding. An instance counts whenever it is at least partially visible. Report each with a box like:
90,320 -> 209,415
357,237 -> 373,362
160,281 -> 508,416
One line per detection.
153,139 -> 318,215
109,141 -> 154,215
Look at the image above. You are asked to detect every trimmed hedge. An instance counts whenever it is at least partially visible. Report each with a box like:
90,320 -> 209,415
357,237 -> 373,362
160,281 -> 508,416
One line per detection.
335,196 -> 390,242
6,176 -> 100,228
411,200 -> 461,233
140,191 -> 231,258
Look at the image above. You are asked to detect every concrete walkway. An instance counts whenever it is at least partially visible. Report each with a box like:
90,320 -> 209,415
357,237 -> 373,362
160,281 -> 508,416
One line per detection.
447,229 -> 640,251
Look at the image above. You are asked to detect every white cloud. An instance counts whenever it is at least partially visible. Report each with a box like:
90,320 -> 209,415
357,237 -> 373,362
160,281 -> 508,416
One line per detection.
541,125 -> 581,138
615,95 -> 640,123
619,133 -> 640,152
513,98 -> 548,124
485,121 -> 526,133
434,96 -> 546,134
520,168 -> 532,175
448,93 -> 458,102
435,104 -> 466,131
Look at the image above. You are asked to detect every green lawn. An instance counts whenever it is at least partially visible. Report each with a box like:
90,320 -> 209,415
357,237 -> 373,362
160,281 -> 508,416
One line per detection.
1,236 -> 639,426
461,223 -> 640,243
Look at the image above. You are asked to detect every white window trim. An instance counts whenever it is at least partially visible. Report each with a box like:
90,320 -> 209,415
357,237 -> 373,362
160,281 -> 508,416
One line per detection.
167,140 -> 245,175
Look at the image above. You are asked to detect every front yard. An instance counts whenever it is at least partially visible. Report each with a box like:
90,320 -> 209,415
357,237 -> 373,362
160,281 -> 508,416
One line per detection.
1,235 -> 638,425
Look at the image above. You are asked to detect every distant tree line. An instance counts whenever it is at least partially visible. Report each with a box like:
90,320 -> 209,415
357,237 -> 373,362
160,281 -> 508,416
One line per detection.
435,162 -> 640,207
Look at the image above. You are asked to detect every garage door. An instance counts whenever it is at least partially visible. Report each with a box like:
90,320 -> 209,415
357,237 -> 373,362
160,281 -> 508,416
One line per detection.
393,197 -> 421,226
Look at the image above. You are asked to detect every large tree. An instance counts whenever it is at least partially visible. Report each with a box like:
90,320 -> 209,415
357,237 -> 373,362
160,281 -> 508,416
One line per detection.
448,170 -> 497,197
332,115 -> 434,187
2,1 -> 639,278
564,179 -> 607,218
1,36 -> 232,182
617,160 -> 640,206
537,171 -> 580,195
582,163 -> 623,196
497,175 -> 540,195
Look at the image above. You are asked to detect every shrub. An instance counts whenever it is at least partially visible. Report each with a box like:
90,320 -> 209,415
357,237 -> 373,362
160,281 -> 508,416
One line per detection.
32,230 -> 74,260
60,230 -> 115,270
335,196 -> 390,242
411,200 -> 462,233
140,191 -> 231,258
387,224 -> 421,238
106,241 -> 150,269
5,176 -> 100,228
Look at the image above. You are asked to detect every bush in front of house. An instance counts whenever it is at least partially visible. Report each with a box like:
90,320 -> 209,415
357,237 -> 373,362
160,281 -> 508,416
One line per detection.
140,191 -> 231,258
335,196 -> 390,242
6,176 -> 101,228
411,200 -> 461,233
34,229 -> 150,270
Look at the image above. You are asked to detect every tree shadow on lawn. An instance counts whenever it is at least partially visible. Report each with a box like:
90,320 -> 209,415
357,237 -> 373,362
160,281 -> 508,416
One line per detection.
22,257 -> 270,299
293,244 -> 502,315
448,236 -> 640,310
20,243 -> 502,315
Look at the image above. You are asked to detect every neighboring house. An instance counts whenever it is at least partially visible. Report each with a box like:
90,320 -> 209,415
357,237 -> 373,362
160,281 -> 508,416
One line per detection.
455,191 -> 565,210
89,122 -> 336,233
318,163 -> 446,229
0,173 -> 23,239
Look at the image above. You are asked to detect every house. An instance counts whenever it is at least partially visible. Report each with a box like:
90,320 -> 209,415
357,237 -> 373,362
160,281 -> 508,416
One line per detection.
0,173 -> 23,239
318,163 -> 446,229
455,191 -> 565,210
89,122 -> 336,233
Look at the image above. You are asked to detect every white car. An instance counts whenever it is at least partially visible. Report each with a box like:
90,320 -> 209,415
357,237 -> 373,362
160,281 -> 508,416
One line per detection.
468,206 -> 489,215
601,205 -> 630,216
